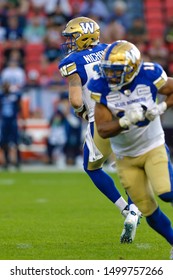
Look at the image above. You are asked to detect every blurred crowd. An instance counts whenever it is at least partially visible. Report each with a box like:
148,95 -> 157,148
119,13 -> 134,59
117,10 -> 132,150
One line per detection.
0,0 -> 173,167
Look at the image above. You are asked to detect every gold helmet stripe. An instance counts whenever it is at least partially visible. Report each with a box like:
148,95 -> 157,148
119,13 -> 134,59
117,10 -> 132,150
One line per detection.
154,71 -> 167,90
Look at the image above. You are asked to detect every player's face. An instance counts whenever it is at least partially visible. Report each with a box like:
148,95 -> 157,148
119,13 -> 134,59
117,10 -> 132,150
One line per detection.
65,35 -> 76,52
103,68 -> 123,84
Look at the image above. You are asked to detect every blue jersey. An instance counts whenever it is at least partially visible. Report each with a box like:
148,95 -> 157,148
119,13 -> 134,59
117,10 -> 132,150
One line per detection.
89,62 -> 167,157
59,43 -> 107,122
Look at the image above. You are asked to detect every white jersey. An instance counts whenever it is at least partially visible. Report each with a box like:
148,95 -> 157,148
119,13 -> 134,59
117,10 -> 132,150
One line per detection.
59,43 -> 107,122
89,62 -> 167,157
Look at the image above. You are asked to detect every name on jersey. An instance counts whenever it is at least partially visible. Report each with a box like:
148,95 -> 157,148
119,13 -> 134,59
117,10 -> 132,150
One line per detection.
83,50 -> 104,64
113,97 -> 146,108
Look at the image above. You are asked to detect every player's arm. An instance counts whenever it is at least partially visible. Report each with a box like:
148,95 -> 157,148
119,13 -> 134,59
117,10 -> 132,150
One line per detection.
95,103 -> 125,138
146,76 -> 173,121
67,73 -> 83,109
67,73 -> 88,120
159,77 -> 173,108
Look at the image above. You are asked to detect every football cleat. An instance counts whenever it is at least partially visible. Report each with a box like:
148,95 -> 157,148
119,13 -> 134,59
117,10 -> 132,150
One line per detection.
120,211 -> 139,243
137,210 -> 142,225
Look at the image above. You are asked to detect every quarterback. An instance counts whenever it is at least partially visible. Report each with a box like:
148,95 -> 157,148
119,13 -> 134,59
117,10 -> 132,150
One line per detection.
88,40 -> 173,259
58,17 -> 141,243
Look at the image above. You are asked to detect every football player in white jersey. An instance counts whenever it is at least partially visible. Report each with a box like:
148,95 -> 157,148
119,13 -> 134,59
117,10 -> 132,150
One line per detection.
59,17 -> 141,244
89,40 -> 173,259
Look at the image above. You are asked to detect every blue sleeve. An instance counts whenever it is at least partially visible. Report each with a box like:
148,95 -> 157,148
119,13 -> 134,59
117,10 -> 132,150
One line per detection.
88,77 -> 109,94
144,62 -> 165,83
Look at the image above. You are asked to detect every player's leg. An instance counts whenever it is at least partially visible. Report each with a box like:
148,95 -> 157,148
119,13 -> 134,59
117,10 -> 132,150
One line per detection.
145,144 -> 173,203
83,122 -> 142,243
83,122 -> 128,213
116,155 -> 155,243
116,151 -> 173,252
12,120 -> 21,168
144,145 -> 173,247
0,120 -> 10,169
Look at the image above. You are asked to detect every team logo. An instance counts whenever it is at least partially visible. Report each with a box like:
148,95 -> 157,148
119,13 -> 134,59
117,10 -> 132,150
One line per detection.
126,49 -> 137,63
80,22 -> 94,34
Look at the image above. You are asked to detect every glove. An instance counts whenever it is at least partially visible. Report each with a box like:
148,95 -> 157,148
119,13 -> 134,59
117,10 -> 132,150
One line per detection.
125,103 -> 145,124
145,101 -> 167,121
119,115 -> 131,129
74,104 -> 88,121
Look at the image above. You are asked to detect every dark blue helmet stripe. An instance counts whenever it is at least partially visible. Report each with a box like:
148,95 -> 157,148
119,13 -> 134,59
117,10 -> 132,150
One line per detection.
105,41 -> 121,60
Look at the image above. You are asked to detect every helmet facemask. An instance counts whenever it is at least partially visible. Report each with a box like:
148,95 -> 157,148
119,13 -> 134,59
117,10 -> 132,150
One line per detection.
101,63 -> 135,88
61,32 -> 79,54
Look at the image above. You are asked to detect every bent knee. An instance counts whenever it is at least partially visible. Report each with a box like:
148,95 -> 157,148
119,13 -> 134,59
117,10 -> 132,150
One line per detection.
135,199 -> 158,216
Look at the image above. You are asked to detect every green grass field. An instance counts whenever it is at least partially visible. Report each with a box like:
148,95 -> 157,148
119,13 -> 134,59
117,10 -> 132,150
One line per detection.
0,170 -> 172,260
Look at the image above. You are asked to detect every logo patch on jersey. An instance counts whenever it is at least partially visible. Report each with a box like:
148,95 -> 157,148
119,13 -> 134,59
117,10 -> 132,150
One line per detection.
106,91 -> 121,102
136,85 -> 150,95
80,22 -> 94,34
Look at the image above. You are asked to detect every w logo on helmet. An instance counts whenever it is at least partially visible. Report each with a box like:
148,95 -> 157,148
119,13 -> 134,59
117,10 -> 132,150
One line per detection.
126,49 -> 139,63
80,22 -> 94,34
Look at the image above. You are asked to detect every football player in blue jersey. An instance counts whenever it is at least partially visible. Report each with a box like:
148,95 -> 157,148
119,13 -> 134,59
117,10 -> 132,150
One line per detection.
88,40 -> 173,259
0,81 -> 22,169
59,17 -> 141,244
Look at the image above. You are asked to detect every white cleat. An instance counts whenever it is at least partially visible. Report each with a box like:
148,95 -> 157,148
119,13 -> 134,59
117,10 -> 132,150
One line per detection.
120,211 -> 139,243
170,247 -> 173,260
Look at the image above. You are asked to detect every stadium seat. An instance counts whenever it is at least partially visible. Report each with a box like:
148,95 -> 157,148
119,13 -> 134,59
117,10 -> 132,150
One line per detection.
145,10 -> 164,23
165,9 -> 173,18
144,0 -> 163,9
165,0 -> 173,7
25,43 -> 44,58
147,23 -> 164,39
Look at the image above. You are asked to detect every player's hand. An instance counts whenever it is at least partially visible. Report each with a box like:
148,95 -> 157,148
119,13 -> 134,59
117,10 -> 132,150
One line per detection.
74,104 -> 88,121
145,102 -> 167,121
125,103 -> 145,124
119,115 -> 131,129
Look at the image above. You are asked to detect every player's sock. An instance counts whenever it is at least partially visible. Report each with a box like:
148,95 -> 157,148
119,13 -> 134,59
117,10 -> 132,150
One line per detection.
146,207 -> 173,244
127,195 -> 133,205
85,169 -> 127,210
159,191 -> 173,202
114,196 -> 128,212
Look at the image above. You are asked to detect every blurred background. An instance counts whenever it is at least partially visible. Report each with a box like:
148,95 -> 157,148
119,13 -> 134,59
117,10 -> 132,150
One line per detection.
0,0 -> 173,170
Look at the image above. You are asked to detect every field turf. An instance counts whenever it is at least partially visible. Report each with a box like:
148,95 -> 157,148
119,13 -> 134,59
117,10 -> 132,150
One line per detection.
0,170 -> 172,260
